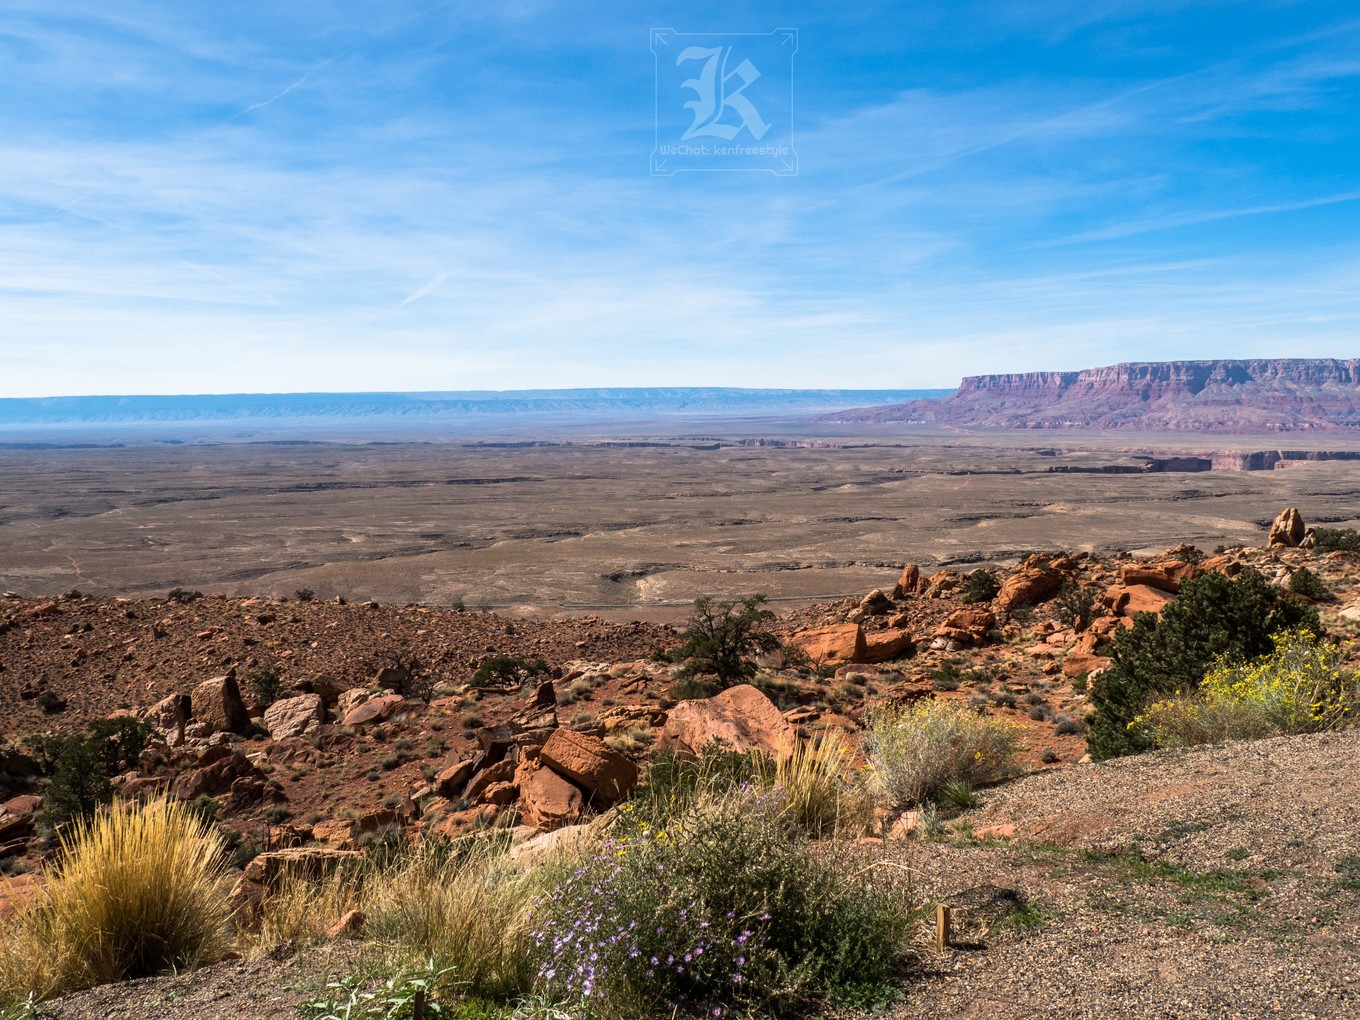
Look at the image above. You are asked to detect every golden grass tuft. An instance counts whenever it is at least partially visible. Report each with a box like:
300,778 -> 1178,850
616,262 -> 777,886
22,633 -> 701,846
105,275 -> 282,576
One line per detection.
775,730 -> 875,838
245,834 -> 539,1001
0,797 -> 229,1002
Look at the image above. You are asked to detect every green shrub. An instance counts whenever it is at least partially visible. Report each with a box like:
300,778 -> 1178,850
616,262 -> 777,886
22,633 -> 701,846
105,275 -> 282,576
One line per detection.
1311,527 -> 1360,552
300,961 -> 454,1020
0,798 -> 228,1000
864,699 -> 1020,808
529,788 -> 909,1016
671,594 -> 780,688
630,746 -> 773,827
293,588 -> 315,603
1288,567 -> 1331,601
39,718 -> 152,828
245,665 -> 283,708
165,587 -> 201,604
1087,568 -> 1319,760
960,569 -> 999,604
1054,581 -> 1097,630
1133,629 -> 1360,747
470,654 -> 550,690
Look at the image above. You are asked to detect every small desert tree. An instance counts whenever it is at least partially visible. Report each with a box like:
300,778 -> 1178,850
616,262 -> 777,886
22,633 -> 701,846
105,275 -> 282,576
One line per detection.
672,594 -> 780,689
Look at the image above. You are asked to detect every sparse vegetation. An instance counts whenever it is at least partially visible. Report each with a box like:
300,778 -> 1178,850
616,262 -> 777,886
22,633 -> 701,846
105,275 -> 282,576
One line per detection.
470,654 -> 551,690
245,664 -> 284,708
165,587 -> 202,604
1310,527 -> 1360,552
1054,580 -> 1098,630
1287,566 -> 1331,601
1133,629 -> 1360,747
532,786 -> 909,1017
960,569 -> 1000,604
36,717 -> 152,828
1088,568 -> 1319,760
670,594 -> 780,689
864,698 -> 1020,808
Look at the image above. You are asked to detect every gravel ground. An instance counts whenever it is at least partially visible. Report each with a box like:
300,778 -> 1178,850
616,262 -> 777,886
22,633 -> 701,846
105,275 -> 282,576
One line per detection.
879,729 -> 1360,1019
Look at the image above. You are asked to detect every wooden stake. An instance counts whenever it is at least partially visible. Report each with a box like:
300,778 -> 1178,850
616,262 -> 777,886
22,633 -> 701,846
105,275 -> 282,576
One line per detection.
936,903 -> 952,951
413,988 -> 426,1020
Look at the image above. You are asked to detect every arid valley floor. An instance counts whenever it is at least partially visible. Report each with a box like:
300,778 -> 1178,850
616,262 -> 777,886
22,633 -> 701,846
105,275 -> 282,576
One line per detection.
4,423 -> 1360,618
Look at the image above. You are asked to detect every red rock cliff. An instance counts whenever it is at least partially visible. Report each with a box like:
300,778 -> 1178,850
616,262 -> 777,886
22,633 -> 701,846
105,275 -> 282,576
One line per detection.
825,359 -> 1360,433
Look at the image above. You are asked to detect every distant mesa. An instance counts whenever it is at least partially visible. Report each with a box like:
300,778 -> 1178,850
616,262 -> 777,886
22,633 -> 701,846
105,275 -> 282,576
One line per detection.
0,388 -> 949,428
823,359 -> 1360,433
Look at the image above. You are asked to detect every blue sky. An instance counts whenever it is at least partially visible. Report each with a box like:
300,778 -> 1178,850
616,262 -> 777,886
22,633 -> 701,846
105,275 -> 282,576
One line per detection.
2,1 -> 1359,396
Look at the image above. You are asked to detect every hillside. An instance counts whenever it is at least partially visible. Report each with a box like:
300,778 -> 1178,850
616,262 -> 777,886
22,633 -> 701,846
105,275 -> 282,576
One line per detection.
3,527 -> 1359,1018
824,358 -> 1360,432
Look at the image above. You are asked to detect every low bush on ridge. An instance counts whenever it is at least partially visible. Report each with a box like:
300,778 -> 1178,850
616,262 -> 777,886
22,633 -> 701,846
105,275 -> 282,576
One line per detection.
528,788 -> 909,1017
864,698 -> 1021,809
1132,629 -> 1360,747
0,797 -> 228,1002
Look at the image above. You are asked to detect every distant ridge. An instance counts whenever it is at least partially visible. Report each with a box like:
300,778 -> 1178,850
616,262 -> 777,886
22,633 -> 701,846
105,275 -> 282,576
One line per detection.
822,359 -> 1360,433
0,388 -> 948,427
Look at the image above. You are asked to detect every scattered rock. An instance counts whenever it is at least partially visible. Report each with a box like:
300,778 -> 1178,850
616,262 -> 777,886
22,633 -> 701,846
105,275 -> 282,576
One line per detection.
891,563 -> 922,599
262,694 -> 325,740
862,628 -> 913,663
789,622 -> 866,665
934,607 -> 996,647
191,670 -> 250,735
540,728 -> 638,805
327,909 -> 366,939
340,694 -> 405,728
660,684 -> 795,760
1267,507 -> 1306,548
516,758 -> 584,830
995,567 -> 1064,615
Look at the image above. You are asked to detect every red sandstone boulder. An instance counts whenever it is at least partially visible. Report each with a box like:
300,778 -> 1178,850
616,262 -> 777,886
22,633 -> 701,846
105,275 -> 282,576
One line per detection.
859,589 -> 893,615
233,846 -> 362,916
516,759 -> 584,830
892,564 -> 922,598
1063,651 -> 1110,677
1104,584 -> 1174,618
790,623 -> 865,665
660,684 -> 795,760
1120,560 -> 1199,593
540,728 -> 638,805
995,567 -> 1063,615
862,628 -> 913,663
262,693 -> 324,740
340,694 -> 405,728
191,671 -> 250,735
934,607 -> 996,647
465,759 -> 516,801
1268,507 -> 1305,548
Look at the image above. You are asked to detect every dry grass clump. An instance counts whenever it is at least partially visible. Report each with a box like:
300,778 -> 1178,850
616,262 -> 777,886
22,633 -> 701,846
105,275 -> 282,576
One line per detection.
775,730 -> 875,838
362,838 -> 538,1000
864,698 -> 1021,808
0,797 -> 228,1002
250,835 -> 538,1001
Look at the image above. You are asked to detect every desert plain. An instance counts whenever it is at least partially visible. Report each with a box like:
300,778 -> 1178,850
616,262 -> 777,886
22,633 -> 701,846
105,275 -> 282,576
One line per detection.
3,420 -> 1360,617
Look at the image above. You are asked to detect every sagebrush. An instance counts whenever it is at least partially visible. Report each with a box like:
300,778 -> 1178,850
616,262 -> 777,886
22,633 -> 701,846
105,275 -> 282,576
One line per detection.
864,698 -> 1020,808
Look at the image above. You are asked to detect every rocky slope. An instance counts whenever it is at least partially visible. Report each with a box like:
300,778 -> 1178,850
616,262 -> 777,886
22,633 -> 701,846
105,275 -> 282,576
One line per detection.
825,358 -> 1360,432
